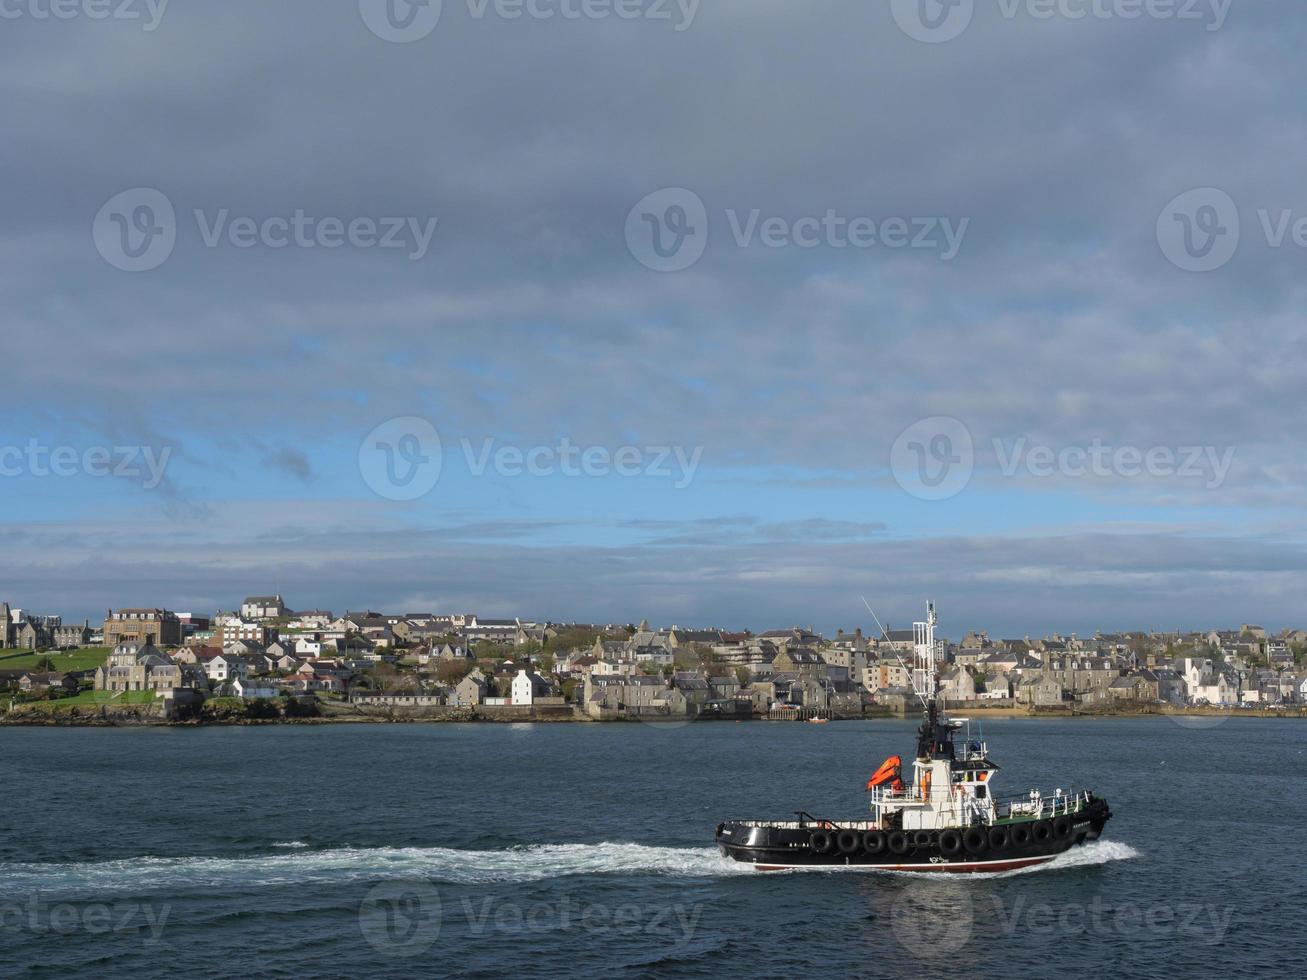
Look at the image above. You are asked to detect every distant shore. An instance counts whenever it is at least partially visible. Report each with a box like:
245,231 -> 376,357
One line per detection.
2,701 -> 1305,728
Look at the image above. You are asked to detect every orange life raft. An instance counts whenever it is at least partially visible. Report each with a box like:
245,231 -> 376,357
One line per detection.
866,755 -> 904,792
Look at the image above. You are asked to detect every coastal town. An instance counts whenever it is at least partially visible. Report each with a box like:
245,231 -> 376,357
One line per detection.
2,596 -> 1306,723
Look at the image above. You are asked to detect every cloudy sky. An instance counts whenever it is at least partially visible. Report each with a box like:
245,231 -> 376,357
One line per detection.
3,0 -> 1305,636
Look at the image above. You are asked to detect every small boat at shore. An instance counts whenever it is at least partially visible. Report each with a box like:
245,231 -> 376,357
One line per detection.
715,602 -> 1113,873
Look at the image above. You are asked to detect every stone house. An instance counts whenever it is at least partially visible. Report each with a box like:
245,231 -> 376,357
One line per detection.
940,666 -> 977,703
103,609 -> 182,648
241,596 -> 287,620
18,672 -> 78,695
451,670 -> 488,707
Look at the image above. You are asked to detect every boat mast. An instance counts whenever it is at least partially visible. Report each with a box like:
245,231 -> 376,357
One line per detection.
911,600 -> 938,707
913,601 -> 953,763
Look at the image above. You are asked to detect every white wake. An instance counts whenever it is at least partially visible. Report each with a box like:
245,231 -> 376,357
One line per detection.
0,840 -> 1138,895
0,843 -> 751,895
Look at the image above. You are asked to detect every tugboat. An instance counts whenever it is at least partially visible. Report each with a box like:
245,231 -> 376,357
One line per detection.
715,602 -> 1112,873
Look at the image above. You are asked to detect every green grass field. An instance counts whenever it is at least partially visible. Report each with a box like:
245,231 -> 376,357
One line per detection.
55,689 -> 156,705
0,648 -> 109,673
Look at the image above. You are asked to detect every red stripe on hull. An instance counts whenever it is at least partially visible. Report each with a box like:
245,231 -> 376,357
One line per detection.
752,855 -> 1055,874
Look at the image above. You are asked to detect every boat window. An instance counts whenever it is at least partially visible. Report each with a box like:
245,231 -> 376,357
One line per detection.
975,786 -> 987,799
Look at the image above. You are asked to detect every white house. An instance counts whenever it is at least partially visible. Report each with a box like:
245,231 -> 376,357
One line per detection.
1192,668 -> 1238,706
295,637 -> 324,657
205,655 -> 249,683
230,677 -> 279,699
511,669 -> 551,706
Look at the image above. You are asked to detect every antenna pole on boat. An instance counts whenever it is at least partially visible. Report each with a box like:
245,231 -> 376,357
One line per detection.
861,596 -> 928,710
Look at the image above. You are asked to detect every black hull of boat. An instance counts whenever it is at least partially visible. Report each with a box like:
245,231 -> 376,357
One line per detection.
715,797 -> 1112,873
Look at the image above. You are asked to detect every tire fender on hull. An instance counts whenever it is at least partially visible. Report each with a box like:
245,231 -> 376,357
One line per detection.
963,827 -> 988,855
836,830 -> 861,855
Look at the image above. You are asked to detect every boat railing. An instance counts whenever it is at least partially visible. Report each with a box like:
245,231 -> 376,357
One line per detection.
992,789 -> 1091,822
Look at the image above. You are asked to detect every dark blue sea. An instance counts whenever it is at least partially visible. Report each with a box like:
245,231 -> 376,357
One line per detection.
1,717 -> 1303,978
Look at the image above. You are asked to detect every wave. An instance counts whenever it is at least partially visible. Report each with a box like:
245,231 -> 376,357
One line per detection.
1012,839 -> 1139,875
0,839 -> 1138,895
0,843 -> 751,895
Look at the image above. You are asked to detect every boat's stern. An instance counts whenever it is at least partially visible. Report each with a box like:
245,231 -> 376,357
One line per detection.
715,821 -> 810,865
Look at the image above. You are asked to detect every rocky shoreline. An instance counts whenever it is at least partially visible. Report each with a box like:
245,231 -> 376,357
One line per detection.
3,700 -> 1305,727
